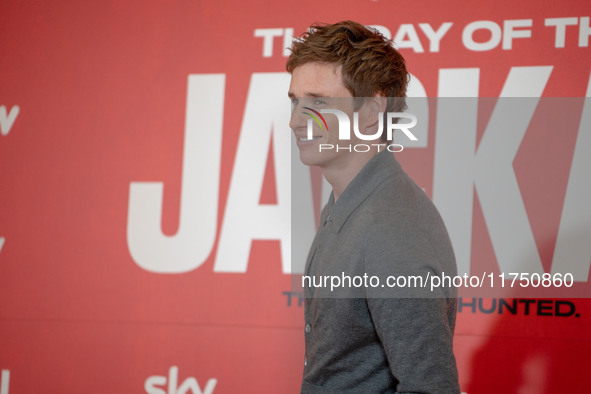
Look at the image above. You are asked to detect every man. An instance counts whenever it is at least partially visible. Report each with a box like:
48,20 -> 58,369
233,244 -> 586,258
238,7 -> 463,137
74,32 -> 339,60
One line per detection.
287,21 -> 460,393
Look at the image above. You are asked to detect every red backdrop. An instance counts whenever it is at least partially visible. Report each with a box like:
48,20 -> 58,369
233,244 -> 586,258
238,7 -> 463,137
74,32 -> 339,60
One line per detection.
1,1 -> 590,393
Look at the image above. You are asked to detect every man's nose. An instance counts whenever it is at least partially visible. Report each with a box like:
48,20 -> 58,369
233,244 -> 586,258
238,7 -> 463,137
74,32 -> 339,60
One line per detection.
289,104 -> 307,130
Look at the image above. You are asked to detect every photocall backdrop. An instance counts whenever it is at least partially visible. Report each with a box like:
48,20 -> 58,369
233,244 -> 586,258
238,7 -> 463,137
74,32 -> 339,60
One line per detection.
1,0 -> 590,393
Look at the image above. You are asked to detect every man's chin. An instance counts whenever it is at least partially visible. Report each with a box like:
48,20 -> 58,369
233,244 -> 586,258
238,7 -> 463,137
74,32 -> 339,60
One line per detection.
298,150 -> 325,167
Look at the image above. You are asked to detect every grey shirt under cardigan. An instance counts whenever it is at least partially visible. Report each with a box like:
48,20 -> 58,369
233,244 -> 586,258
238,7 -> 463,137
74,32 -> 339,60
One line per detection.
301,150 -> 460,393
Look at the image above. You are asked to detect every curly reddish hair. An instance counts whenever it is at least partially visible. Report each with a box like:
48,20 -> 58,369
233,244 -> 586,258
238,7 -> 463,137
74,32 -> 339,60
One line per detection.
286,21 -> 409,141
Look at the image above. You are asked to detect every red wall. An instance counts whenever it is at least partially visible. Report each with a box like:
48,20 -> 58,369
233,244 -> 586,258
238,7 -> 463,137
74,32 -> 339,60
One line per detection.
1,1 -> 590,393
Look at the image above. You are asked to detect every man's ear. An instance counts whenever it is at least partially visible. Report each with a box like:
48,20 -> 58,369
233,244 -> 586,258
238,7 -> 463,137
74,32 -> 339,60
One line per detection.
362,94 -> 387,131
371,93 -> 388,116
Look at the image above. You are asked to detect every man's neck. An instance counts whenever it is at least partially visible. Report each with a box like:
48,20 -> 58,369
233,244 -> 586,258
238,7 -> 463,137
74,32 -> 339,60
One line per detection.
321,150 -> 379,202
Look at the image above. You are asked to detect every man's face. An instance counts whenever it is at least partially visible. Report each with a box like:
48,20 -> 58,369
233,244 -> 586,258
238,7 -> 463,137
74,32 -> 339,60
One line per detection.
288,62 -> 356,168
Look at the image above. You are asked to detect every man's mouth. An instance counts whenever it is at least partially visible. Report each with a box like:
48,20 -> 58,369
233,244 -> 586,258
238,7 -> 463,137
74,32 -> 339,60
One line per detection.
298,136 -> 322,142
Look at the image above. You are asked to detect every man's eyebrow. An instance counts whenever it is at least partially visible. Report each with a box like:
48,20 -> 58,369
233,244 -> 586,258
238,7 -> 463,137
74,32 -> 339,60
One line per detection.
287,92 -> 329,98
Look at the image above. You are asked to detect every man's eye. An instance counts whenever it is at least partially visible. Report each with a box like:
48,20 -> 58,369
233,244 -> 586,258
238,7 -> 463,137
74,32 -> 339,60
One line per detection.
314,99 -> 326,105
